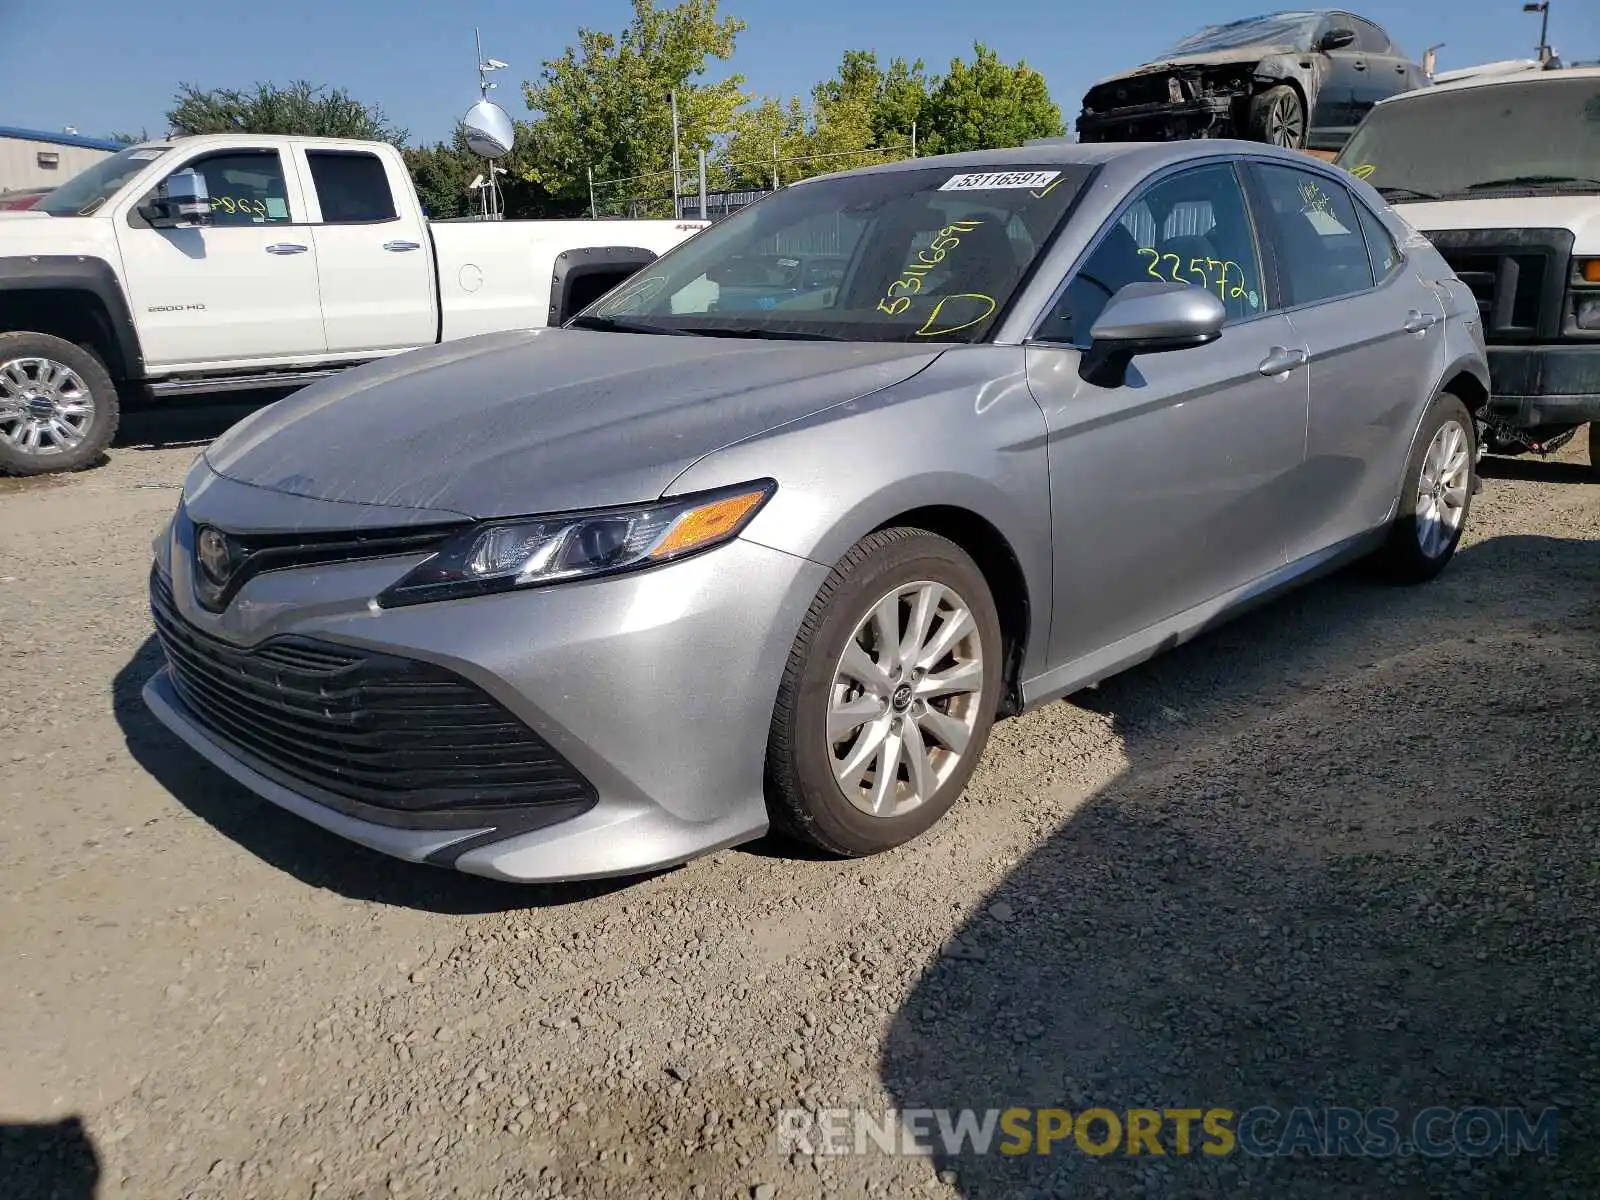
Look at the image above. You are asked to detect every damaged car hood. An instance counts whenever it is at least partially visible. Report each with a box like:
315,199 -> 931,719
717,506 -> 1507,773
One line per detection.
203,328 -> 944,520
1087,46 -> 1284,88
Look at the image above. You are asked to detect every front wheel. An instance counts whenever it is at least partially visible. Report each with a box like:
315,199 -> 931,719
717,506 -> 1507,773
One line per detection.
765,528 -> 1003,857
0,331 -> 120,476
1370,392 -> 1476,583
1248,85 -> 1307,149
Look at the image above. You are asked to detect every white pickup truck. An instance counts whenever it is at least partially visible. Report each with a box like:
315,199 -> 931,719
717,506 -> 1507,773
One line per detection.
0,134 -> 706,475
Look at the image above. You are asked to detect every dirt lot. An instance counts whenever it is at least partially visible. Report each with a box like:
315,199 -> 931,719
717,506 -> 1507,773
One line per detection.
2,409 -> 1597,1200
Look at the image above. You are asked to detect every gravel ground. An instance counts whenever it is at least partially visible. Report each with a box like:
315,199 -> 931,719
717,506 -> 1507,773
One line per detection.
1,408 -> 1597,1200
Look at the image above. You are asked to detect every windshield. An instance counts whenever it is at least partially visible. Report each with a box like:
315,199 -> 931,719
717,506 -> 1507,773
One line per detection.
579,163 -> 1094,343
1162,12 -> 1319,56
37,145 -> 172,216
1337,79 -> 1600,199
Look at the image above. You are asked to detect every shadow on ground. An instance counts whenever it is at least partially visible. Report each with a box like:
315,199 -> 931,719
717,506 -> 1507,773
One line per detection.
115,391 -> 292,453
1478,454 -> 1595,487
111,635 -> 659,914
0,1117 -> 99,1200
882,534 -> 1600,1198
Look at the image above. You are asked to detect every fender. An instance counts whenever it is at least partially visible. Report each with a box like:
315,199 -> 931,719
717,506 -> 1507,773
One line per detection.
545,245 -> 658,327
0,255 -> 144,378
1387,351 -> 1492,514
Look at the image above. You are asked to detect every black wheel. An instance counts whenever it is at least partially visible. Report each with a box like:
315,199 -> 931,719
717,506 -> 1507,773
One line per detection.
0,331 -> 119,476
765,527 -> 1004,857
1588,422 -> 1599,482
1370,392 -> 1476,583
1248,84 -> 1307,149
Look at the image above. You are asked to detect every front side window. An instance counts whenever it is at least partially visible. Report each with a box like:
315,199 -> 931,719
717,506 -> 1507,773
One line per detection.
1037,162 -> 1266,345
306,151 -> 397,223
584,163 -> 1094,343
1337,79 -> 1600,201
1252,164 -> 1374,305
182,152 -> 293,227
1350,18 -> 1391,53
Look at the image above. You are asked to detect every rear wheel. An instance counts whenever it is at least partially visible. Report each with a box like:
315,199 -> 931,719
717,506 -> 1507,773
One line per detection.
765,528 -> 1003,857
0,331 -> 119,476
1370,392 -> 1475,583
1248,85 -> 1307,149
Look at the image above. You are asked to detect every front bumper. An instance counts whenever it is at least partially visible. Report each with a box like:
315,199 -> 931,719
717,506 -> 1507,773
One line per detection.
141,504 -> 829,883
1484,344 -> 1600,427
1077,98 -> 1233,141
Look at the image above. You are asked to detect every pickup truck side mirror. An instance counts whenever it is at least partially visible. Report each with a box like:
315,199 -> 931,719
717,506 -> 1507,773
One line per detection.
140,168 -> 212,229
1317,28 -> 1357,52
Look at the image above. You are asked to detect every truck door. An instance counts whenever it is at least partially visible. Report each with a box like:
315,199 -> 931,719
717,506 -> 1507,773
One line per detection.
294,145 -> 438,354
114,147 -> 326,368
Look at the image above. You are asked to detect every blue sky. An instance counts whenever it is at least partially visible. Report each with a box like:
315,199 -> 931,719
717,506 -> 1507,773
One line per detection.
4,0 -> 1595,146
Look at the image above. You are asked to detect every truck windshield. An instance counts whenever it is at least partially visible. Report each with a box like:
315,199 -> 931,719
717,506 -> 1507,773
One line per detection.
1161,13 -> 1319,56
1338,78 -> 1600,200
36,145 -> 173,216
575,162 -> 1094,343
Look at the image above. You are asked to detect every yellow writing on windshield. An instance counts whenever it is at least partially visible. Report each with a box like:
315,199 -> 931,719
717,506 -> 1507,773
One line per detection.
1348,163 -> 1376,179
914,293 -> 997,338
876,219 -> 984,316
1138,248 -> 1248,301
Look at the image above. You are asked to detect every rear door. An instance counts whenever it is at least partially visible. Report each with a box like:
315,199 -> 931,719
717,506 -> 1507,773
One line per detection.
114,147 -> 325,368
1243,160 -> 1443,559
1349,18 -> 1414,113
1024,160 -> 1310,668
294,144 -> 437,354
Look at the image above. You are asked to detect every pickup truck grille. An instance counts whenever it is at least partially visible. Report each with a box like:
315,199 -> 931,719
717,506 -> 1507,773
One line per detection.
1424,228 -> 1574,343
150,570 -> 596,816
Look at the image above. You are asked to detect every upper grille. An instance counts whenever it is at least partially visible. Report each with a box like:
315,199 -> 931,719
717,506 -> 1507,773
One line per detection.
1426,228 -> 1574,343
150,570 -> 595,817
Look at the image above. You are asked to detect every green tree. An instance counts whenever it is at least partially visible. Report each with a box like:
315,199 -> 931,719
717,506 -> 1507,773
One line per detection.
918,44 -> 1065,155
523,0 -> 748,211
165,81 -> 407,145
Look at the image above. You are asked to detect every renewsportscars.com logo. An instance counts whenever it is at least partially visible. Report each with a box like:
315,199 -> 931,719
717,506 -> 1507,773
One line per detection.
776,1106 -> 1560,1159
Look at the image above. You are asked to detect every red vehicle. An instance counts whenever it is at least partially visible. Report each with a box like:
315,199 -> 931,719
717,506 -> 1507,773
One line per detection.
0,187 -> 51,211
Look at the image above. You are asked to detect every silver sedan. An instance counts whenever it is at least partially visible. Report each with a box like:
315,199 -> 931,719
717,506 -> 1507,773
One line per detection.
142,140 -> 1488,882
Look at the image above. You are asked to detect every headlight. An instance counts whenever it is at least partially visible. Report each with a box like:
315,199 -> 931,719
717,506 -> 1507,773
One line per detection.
377,480 -> 776,608
1577,296 -> 1600,332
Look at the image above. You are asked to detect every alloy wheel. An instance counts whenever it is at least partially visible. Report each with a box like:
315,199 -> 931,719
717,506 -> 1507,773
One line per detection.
1269,94 -> 1304,147
0,356 -> 95,457
827,580 -> 985,818
1416,419 -> 1471,558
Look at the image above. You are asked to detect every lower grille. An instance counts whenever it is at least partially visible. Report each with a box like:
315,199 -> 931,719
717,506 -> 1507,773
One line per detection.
150,570 -> 595,816
1426,228 -> 1574,343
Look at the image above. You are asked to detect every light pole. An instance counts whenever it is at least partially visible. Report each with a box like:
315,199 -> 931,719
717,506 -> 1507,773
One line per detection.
1523,2 -> 1551,63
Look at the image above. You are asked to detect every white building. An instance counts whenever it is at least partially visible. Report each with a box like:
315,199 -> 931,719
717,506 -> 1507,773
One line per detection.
0,126 -> 124,192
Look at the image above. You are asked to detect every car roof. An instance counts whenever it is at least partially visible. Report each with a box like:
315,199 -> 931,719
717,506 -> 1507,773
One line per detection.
1379,62 -> 1600,103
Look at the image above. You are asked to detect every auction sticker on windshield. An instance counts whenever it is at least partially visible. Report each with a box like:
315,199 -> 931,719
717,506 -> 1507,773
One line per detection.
940,170 -> 1060,192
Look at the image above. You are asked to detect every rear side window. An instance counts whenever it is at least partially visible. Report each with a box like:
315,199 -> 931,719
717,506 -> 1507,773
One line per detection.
1350,18 -> 1391,53
1252,164 -> 1375,305
1354,202 -> 1401,283
306,151 -> 397,223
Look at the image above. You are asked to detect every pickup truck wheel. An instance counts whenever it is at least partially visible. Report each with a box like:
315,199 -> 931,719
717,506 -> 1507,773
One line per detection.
764,528 -> 1003,857
1248,85 -> 1307,149
1370,392 -> 1475,583
0,332 -> 118,476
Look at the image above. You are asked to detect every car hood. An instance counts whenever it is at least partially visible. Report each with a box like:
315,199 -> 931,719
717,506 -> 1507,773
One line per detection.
1386,195 -> 1600,247
1088,47 -> 1278,88
204,327 -> 945,520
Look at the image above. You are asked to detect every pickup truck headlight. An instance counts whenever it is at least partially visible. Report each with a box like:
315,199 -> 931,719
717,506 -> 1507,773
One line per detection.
1578,296 -> 1600,332
377,480 -> 775,608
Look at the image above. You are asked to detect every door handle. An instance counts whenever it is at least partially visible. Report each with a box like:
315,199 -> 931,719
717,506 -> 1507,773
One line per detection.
1395,64 -> 1407,73
1258,346 -> 1308,376
1403,309 -> 1439,333
1352,60 -> 1367,70
265,243 -> 308,255
383,241 -> 421,252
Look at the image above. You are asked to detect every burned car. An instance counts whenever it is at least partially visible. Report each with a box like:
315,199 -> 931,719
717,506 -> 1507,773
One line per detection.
1078,10 -> 1427,151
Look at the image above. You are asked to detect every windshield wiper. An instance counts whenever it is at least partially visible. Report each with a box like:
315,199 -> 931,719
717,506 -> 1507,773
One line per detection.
1374,184 -> 1442,201
689,326 -> 842,341
1458,174 -> 1600,192
565,314 -> 700,336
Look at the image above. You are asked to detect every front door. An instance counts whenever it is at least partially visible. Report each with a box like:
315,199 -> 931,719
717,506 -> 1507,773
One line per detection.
1024,161 -> 1310,669
114,148 -> 326,369
1310,19 -> 1366,148
1246,161 -> 1445,557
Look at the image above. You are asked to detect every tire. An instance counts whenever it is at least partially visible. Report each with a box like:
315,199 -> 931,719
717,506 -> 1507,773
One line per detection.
765,527 -> 1004,857
0,331 -> 119,476
1589,422 -> 1599,482
1370,392 -> 1476,583
1248,84 -> 1307,149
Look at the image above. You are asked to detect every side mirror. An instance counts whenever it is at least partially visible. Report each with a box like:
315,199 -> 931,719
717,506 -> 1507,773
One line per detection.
1079,281 -> 1225,387
139,168 -> 211,229
1318,28 -> 1357,52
